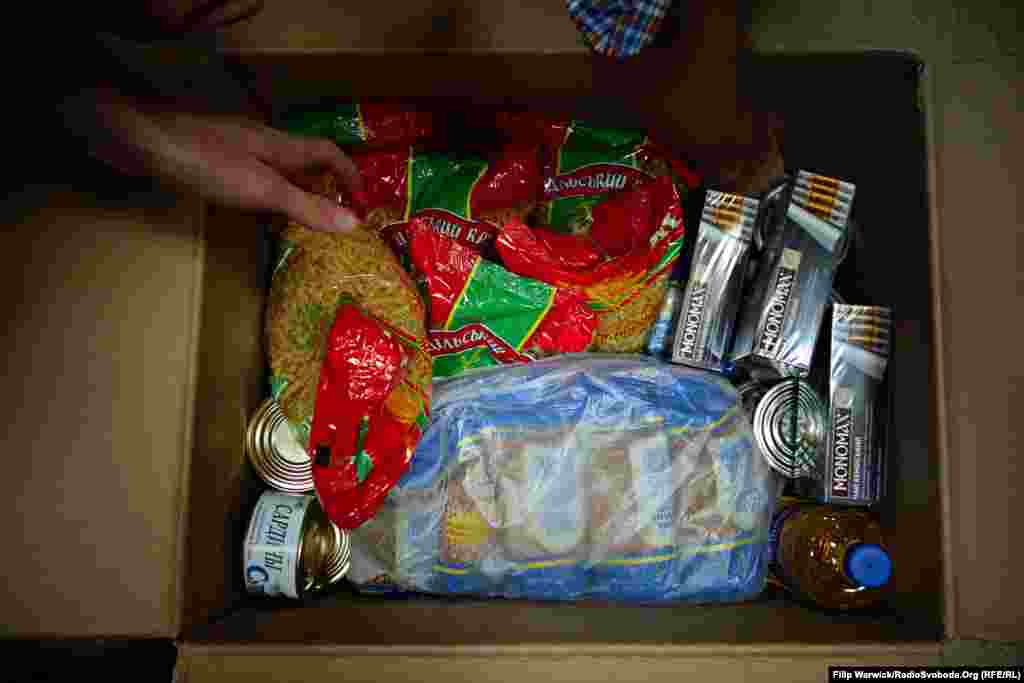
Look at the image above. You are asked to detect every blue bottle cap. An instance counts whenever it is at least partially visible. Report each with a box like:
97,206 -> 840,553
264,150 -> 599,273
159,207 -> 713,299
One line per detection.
844,543 -> 892,588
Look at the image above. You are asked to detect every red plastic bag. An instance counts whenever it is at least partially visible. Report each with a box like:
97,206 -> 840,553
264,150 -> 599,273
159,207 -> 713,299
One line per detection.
379,145 -> 543,259
587,174 -> 680,258
539,123 -> 703,235
409,219 -> 596,378
499,177 -> 683,289
497,177 -> 686,352
349,147 -> 410,214
309,303 -> 429,530
493,111 -> 570,149
470,143 -> 544,214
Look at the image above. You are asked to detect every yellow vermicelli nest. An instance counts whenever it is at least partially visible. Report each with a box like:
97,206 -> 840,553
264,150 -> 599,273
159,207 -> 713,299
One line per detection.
364,206 -> 405,233
591,271 -> 671,353
266,222 -> 430,441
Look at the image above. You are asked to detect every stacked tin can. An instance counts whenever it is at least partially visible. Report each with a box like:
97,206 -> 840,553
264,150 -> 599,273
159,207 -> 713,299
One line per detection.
243,490 -> 352,599
245,399 -> 315,493
749,379 -> 829,479
243,399 -> 352,596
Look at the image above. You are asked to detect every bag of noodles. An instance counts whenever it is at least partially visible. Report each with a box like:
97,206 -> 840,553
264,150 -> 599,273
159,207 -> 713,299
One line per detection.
266,222 -> 431,529
380,145 -> 544,261
408,219 -> 596,379
497,176 -> 686,352
280,99 -> 435,149
541,122 -> 678,233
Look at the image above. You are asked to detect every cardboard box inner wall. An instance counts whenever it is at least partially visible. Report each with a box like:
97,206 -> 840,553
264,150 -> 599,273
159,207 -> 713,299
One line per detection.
181,52 -> 944,645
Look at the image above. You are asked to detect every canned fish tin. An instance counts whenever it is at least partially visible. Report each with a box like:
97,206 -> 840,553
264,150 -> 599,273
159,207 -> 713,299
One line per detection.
246,399 -> 314,493
752,379 -> 828,479
243,491 -> 351,598
737,380 -> 770,422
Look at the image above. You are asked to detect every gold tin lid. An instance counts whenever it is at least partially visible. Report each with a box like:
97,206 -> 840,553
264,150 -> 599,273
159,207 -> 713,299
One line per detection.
299,498 -> 351,593
246,399 -> 314,493
753,379 -> 828,479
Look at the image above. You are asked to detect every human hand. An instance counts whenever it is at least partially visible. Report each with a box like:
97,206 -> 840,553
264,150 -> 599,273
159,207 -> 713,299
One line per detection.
94,0 -> 264,41
64,88 -> 361,233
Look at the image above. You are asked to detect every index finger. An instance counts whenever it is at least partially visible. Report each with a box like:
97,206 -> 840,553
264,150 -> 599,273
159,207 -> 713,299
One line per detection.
250,125 -> 364,195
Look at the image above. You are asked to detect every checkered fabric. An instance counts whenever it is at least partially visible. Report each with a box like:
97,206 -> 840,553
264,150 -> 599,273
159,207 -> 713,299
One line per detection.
566,0 -> 673,58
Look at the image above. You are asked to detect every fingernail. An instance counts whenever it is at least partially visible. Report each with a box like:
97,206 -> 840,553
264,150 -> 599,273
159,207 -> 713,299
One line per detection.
333,209 -> 358,232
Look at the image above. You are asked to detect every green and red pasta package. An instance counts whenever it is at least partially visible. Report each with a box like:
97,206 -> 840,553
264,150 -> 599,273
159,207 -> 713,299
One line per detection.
265,222 -> 432,531
543,123 -> 654,233
498,177 -> 687,352
493,111 -> 570,149
281,100 -> 435,149
350,147 -> 411,215
541,122 -> 701,234
343,145 -> 543,260
408,219 -> 597,378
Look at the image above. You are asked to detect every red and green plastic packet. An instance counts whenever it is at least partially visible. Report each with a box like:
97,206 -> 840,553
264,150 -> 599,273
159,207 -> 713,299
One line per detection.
298,144 -> 542,258
380,145 -> 542,259
497,176 -> 686,311
349,147 -> 411,213
542,122 -> 702,234
281,100 -> 434,149
493,111 -> 571,149
309,302 -> 430,530
543,123 -> 653,232
408,219 -> 596,379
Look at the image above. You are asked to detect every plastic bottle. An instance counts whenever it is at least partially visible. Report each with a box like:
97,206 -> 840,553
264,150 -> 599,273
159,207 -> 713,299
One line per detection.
770,500 -> 892,610
644,281 -> 682,358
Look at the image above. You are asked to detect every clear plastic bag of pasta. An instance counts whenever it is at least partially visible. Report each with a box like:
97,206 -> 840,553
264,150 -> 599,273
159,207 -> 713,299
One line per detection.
349,354 -> 780,603
265,222 -> 432,528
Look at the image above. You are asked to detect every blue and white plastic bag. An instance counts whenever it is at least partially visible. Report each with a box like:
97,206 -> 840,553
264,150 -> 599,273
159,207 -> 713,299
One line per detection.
349,355 -> 779,602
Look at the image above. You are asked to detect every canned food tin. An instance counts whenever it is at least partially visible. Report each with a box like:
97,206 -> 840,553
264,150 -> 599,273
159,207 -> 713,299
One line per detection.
736,380 -> 770,422
246,399 -> 314,493
752,379 -> 828,479
243,490 -> 351,599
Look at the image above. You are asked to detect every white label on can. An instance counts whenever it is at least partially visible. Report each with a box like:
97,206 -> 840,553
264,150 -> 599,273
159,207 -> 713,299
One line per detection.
243,492 -> 311,598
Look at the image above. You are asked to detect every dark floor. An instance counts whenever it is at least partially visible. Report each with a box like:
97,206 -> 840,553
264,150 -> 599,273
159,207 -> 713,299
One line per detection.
0,640 -> 178,682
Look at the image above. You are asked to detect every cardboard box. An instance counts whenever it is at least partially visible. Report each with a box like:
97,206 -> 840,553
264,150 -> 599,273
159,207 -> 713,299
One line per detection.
2,9 -> 1020,676
175,53 -> 954,674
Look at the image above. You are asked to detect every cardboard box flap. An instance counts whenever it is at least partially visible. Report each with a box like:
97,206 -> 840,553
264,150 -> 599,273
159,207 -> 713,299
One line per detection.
0,177 -> 203,637
176,643 -> 942,683
935,57 -> 1024,642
